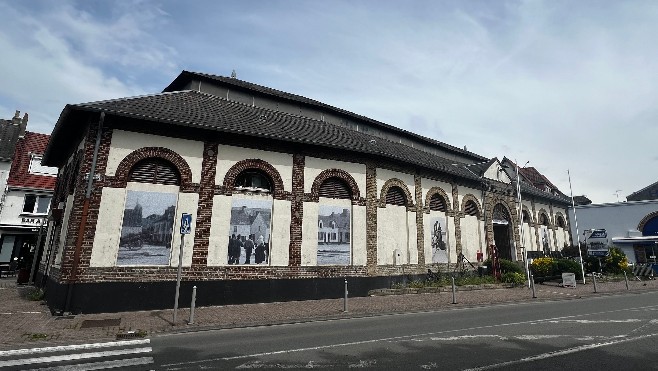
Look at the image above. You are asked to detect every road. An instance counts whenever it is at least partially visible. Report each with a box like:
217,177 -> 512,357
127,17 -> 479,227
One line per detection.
3,291 -> 657,370
152,291 -> 658,370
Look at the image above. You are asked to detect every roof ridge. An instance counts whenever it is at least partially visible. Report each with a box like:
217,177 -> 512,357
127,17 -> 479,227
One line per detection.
75,90 -> 195,107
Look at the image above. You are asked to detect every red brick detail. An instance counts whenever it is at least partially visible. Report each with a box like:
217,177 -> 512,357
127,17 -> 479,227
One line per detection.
308,168 -> 364,205
378,178 -> 415,210
288,154 -> 305,266
221,159 -> 286,200
192,142 -> 218,266
109,147 -> 195,191
6,132 -> 57,190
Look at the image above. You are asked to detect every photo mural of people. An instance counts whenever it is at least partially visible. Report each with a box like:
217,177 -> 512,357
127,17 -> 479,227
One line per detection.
117,190 -> 177,266
431,216 -> 449,263
317,206 -> 350,265
227,198 -> 272,265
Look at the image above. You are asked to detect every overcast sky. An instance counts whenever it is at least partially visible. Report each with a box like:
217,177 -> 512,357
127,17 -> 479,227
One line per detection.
1,0 -> 656,204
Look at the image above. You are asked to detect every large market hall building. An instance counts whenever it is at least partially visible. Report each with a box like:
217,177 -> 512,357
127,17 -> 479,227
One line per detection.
38,71 -> 572,314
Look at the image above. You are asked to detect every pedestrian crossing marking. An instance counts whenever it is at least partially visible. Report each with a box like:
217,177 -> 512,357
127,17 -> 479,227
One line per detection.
0,347 -> 152,368
25,356 -> 154,371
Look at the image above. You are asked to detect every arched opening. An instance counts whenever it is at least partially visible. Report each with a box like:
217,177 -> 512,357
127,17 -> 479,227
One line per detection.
234,170 -> 273,193
385,186 -> 407,206
319,177 -> 352,199
128,158 -> 180,185
491,203 -> 514,261
429,193 -> 447,212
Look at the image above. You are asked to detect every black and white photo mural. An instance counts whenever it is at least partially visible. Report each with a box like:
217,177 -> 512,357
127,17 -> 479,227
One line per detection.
317,206 -> 351,265
430,216 -> 449,263
227,198 -> 272,265
118,190 -> 177,266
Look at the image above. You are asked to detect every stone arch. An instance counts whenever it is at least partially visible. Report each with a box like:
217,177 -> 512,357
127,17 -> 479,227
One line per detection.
424,186 -> 452,212
223,159 -> 285,199
522,205 -> 533,225
460,194 -> 482,218
379,178 -> 414,208
537,208 -> 552,227
638,210 -> 658,234
114,147 -> 193,188
310,168 -> 361,203
554,212 -> 567,229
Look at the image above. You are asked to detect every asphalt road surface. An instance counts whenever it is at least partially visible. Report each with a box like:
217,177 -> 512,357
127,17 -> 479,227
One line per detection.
150,291 -> 658,370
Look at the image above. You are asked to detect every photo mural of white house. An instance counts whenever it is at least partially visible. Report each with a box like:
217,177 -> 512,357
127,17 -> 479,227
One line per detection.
430,216 -> 449,263
227,198 -> 272,265
317,206 -> 351,265
118,190 -> 177,266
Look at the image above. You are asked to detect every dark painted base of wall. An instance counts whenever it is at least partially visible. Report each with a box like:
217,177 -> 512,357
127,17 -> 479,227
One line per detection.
36,273 -> 424,314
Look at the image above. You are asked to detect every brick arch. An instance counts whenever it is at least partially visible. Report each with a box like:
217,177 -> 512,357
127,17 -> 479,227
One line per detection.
310,168 -> 361,203
425,186 -> 452,212
461,193 -> 482,218
522,205 -> 534,225
379,178 -> 414,208
223,159 -> 285,199
537,208 -> 552,227
114,147 -> 193,188
637,210 -> 658,233
554,211 -> 567,229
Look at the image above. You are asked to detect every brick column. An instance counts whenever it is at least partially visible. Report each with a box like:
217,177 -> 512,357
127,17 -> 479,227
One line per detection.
451,182 -> 462,256
192,142 -> 218,266
289,154 -> 305,266
414,174 -> 425,266
365,162 -> 378,274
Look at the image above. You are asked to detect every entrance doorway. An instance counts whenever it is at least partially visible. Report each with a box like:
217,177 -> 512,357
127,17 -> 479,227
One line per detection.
492,204 -> 514,261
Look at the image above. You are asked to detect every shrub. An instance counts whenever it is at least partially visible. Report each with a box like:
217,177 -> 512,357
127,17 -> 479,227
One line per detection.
605,247 -> 629,274
555,259 -> 582,276
501,272 -> 525,285
27,288 -> 44,301
499,259 -> 524,274
531,257 -> 555,277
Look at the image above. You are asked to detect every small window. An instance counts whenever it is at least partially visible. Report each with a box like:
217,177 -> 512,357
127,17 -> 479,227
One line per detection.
429,194 -> 447,212
318,221 -> 323,228
385,186 -> 407,206
23,194 -> 51,214
319,177 -> 351,199
464,200 -> 479,217
129,158 -> 180,185
235,171 -> 272,192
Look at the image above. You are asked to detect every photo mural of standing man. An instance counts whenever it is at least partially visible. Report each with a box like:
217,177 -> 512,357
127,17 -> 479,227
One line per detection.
118,190 -> 177,266
317,206 -> 351,265
430,216 -> 449,263
227,198 -> 272,265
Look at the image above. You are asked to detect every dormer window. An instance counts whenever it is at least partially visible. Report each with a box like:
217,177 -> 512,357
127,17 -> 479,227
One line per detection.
28,154 -> 58,177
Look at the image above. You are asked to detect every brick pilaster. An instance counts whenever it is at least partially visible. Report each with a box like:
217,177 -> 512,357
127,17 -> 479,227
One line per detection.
288,154 -> 305,266
365,162 -> 377,274
414,173 -> 425,266
192,142 -> 218,266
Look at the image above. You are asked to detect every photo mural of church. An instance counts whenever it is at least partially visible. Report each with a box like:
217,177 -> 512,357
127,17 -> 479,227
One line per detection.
35,70 -> 573,314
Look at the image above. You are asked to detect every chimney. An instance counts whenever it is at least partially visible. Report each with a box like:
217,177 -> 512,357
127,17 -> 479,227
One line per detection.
11,110 -> 28,138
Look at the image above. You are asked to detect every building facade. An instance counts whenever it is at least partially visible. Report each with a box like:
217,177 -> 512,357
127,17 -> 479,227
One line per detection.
37,71 -> 572,314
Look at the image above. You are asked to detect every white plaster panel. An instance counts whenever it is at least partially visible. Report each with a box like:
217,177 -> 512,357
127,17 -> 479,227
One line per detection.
172,191 -> 198,267
215,145 -> 293,192
105,130 -> 204,183
376,168 -> 415,204
460,215 -> 482,262
483,163 -> 511,183
207,195 -> 233,266
377,205 -> 409,265
420,178 -> 452,208
90,187 -> 126,267
407,212 -> 418,264
456,185 -> 483,212
352,205 -> 367,266
556,227 -> 566,249
271,199 -> 291,266
303,157 -> 366,195
54,194 -> 75,266
301,202 -> 319,266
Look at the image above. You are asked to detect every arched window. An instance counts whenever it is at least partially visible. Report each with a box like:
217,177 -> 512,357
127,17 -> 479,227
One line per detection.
235,170 -> 272,193
522,210 -> 531,224
539,213 -> 549,226
429,193 -> 447,212
318,220 -> 323,228
385,186 -> 407,206
319,177 -> 351,199
464,200 -> 479,217
128,158 -> 180,185
556,215 -> 566,228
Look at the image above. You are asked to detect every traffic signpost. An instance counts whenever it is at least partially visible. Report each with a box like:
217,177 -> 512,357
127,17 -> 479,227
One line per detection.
173,213 -> 192,324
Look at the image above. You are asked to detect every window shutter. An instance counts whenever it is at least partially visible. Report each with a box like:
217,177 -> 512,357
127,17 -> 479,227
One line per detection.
319,177 -> 351,199
464,200 -> 479,217
429,194 -> 446,212
385,186 -> 406,206
129,158 -> 180,186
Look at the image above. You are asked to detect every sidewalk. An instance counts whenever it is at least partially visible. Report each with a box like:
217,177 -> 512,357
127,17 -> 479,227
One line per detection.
1,276 -> 657,351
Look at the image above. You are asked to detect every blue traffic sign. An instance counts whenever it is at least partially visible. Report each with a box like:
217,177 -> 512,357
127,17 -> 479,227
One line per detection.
180,213 -> 192,234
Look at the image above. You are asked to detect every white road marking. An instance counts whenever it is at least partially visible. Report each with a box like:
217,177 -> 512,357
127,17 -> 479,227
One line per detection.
542,319 -> 641,324
162,304 -> 658,368
0,347 -> 152,367
26,356 -> 154,371
0,339 -> 150,357
463,332 -> 658,371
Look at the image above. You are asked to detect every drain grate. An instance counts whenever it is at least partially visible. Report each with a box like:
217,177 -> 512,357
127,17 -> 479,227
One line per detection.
80,318 -> 121,328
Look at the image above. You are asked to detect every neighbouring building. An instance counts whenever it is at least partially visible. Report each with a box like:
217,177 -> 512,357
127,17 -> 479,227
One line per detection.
0,111 -> 57,279
37,71 -> 573,314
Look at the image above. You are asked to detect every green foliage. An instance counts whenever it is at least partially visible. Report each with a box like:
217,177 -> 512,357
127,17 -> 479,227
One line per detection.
605,247 -> 629,274
501,272 -> 525,285
531,257 -> 555,277
27,288 -> 44,301
483,258 -> 523,275
555,259 -> 583,276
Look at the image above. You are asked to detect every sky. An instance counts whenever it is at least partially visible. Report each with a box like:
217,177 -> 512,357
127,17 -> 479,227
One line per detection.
1,0 -> 657,204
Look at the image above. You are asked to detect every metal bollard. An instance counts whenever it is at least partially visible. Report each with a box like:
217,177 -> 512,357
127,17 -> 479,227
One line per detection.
188,286 -> 197,325
592,274 -> 598,293
343,279 -> 348,312
624,271 -> 629,290
451,277 -> 456,304
530,274 -> 536,298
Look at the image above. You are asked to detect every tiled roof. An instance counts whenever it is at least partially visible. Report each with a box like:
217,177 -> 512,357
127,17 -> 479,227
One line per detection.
56,90 -> 481,182
7,132 -> 56,190
164,71 -> 487,162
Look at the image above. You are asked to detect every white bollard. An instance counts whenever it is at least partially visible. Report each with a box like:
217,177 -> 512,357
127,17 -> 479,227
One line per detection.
189,286 -> 197,325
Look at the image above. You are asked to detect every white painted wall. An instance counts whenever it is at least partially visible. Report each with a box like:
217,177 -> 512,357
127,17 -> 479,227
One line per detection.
420,178 -> 452,207
208,195 -> 232,266
215,145 -> 293,192
377,205 -> 410,265
105,130 -> 204,183
304,157 -> 366,195
271,199 -> 291,266
568,200 -> 658,244
461,215 -> 483,262
377,168 -> 415,202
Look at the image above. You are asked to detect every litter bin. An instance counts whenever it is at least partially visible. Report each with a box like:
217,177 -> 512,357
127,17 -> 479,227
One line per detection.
478,266 -> 488,277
